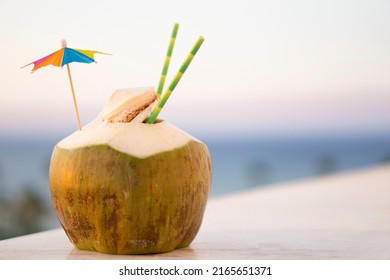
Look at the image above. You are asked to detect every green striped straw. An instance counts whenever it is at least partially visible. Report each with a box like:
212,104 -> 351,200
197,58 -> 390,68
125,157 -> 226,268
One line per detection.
156,23 -> 179,99
147,36 -> 205,124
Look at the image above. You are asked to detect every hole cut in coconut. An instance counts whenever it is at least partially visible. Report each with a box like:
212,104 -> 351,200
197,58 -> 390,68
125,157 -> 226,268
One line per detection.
142,119 -> 163,125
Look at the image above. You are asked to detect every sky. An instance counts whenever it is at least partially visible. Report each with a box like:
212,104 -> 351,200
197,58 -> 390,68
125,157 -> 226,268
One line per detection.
0,0 -> 390,140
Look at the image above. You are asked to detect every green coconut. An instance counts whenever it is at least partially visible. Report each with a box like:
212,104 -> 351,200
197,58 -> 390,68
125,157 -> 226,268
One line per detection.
49,87 -> 212,254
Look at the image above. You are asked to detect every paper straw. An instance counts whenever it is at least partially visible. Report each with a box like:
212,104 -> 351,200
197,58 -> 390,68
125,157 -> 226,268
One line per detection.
156,23 -> 179,99
147,36 -> 205,124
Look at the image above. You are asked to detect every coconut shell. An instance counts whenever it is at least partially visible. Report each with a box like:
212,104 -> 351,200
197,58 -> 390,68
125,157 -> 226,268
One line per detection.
49,125 -> 211,254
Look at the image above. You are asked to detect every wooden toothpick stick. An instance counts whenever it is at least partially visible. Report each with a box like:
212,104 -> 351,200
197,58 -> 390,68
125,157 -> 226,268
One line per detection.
66,63 -> 82,131
61,39 -> 82,131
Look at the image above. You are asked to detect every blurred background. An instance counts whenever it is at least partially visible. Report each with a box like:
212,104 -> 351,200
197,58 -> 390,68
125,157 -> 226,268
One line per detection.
0,0 -> 389,239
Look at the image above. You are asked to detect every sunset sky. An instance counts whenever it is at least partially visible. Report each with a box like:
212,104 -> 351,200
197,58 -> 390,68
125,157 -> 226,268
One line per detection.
1,0 -> 390,140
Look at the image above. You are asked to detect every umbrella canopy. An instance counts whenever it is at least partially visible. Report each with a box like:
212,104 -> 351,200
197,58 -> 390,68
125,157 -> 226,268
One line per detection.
22,40 -> 108,72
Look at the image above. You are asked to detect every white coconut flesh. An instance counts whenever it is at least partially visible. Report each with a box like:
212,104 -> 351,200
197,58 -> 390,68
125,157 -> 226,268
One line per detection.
57,87 -> 201,158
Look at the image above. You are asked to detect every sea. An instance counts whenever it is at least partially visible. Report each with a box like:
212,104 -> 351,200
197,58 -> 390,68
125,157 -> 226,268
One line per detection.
0,136 -> 389,238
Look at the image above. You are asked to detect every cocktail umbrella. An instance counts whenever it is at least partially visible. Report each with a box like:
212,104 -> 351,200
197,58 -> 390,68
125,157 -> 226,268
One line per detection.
22,39 -> 109,130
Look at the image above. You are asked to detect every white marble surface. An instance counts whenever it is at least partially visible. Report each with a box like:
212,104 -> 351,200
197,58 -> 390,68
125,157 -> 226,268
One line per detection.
1,164 -> 389,260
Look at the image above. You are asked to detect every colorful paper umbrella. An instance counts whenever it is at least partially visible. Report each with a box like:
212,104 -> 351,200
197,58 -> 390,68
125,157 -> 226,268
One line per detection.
22,39 -> 109,130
